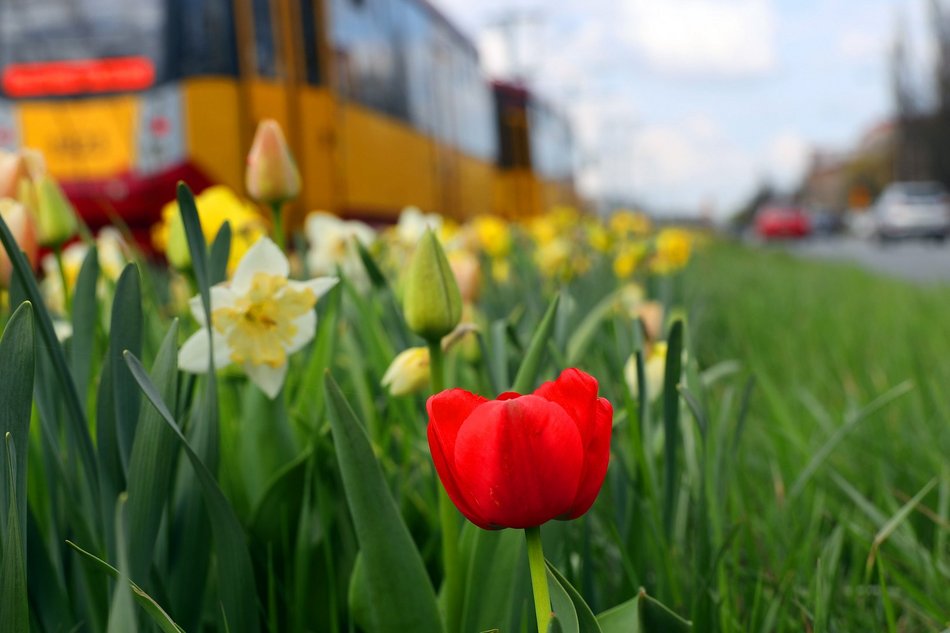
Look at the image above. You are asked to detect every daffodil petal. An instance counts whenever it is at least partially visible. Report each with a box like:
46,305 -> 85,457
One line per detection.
188,286 -> 238,326
295,277 -> 338,301
286,310 -> 316,354
232,237 -> 289,294
178,328 -> 232,373
245,362 -> 287,399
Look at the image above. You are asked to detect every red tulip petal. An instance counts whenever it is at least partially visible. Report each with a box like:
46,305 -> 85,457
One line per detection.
496,391 -> 521,401
426,389 -> 491,528
534,368 -> 599,444
563,397 -> 613,519
453,395 -> 584,529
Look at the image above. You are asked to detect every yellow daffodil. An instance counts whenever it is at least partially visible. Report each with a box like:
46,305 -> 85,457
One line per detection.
610,209 -> 651,237
587,223 -> 612,253
178,237 -> 337,398
153,185 -> 268,273
651,228 -> 692,274
471,215 -> 511,258
624,342 -> 667,403
535,238 -> 571,279
613,242 -> 647,279
381,346 -> 431,396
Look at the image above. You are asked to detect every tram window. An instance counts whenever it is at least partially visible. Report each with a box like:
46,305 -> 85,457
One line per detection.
252,0 -> 279,78
175,0 -> 238,76
299,0 -> 320,84
0,0 -> 166,77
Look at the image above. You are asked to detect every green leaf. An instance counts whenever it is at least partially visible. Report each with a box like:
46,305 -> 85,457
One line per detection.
111,264 -> 143,473
566,290 -> 620,365
0,214 -> 99,508
459,526 -> 526,632
597,589 -> 692,633
209,220 -> 232,285
70,246 -> 100,403
545,561 -> 602,633
1,435 -> 28,633
177,182 -> 212,322
67,540 -> 185,633
662,318 -> 684,536
324,374 -> 443,633
248,448 -> 310,544
125,351 -> 259,633
125,321 -> 181,583
355,238 -> 388,289
512,293 -> 561,393
107,495 -> 138,633
292,283 -> 341,426
0,302 -> 34,546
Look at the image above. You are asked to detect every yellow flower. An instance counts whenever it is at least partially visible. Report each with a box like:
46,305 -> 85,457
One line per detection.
535,238 -> 571,279
381,347 -> 431,396
153,186 -> 268,273
471,215 -> 511,258
651,228 -> 692,274
587,223 -> 612,253
610,210 -> 651,237
624,342 -> 667,403
178,237 -> 337,398
548,205 -> 580,229
525,216 -> 559,246
613,242 -> 647,279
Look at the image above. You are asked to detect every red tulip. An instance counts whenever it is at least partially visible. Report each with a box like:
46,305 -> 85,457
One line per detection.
426,368 -> 613,530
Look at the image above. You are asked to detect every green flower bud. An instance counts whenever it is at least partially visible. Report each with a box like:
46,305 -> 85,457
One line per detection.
403,229 -> 461,343
34,176 -> 78,247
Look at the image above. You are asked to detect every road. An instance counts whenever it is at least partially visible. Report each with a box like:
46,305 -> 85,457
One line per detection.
784,236 -> 950,284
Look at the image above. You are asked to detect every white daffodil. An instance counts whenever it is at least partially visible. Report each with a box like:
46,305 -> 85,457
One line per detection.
396,206 -> 442,245
624,342 -> 668,403
178,237 -> 337,398
303,212 -> 376,289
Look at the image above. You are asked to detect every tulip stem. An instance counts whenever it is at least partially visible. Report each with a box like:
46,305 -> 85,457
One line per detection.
428,340 -> 462,630
270,202 -> 285,251
525,526 -> 553,633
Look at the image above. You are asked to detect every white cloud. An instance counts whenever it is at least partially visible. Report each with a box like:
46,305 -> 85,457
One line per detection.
622,0 -> 776,76
766,131 -> 811,188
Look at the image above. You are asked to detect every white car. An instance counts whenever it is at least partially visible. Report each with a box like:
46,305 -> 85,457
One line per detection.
875,182 -> 950,242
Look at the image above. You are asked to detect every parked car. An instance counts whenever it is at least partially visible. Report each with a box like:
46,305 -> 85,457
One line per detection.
875,181 -> 950,242
754,204 -> 811,239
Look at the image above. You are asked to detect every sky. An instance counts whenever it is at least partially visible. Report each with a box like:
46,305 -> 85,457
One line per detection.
430,0 -> 938,217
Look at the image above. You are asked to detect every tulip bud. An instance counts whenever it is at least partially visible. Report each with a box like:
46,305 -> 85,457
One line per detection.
403,229 -> 461,343
0,151 -> 27,199
245,119 -> 301,205
0,198 -> 38,286
34,176 -> 78,247
381,346 -> 431,396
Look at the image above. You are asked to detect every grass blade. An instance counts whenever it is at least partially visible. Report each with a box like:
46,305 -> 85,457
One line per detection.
0,302 -> 34,546
662,319 -> 684,537
325,374 -> 443,633
209,221 -> 232,285
125,351 -> 259,633
512,293 -> 561,393
70,246 -> 100,404
126,320 -> 181,583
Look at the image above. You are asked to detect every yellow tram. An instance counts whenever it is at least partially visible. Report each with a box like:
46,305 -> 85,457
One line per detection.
0,0 -> 576,236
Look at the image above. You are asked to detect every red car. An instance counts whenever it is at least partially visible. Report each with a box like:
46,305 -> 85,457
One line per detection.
755,205 -> 811,239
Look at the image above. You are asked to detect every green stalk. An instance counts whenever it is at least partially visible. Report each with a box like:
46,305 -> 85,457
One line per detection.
525,526 -> 552,633
54,244 -> 70,313
428,340 -> 462,631
270,201 -> 285,251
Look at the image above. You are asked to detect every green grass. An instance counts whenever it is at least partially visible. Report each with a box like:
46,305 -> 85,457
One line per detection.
683,243 -> 950,631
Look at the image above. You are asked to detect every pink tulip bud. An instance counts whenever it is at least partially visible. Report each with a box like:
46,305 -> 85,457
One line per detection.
0,151 -> 27,199
0,199 -> 38,287
245,119 -> 301,206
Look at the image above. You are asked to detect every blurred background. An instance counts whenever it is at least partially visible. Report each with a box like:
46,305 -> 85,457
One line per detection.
3,0 -> 950,263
